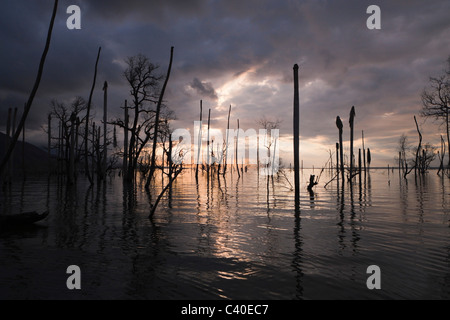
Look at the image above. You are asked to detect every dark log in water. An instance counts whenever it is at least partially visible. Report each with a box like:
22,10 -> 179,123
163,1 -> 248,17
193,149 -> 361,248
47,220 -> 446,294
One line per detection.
0,211 -> 49,226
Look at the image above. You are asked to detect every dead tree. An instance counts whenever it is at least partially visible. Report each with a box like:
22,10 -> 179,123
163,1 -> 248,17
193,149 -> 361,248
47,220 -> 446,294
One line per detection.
336,116 -> 344,182
293,64 -> 300,212
421,57 -> 450,168
84,47 -> 102,185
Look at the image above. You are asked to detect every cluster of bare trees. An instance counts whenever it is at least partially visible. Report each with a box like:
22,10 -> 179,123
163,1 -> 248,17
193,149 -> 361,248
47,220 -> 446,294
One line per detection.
41,45 -> 180,198
396,117 -> 437,179
108,53 -> 175,184
395,56 -> 449,178
331,106 -> 372,185
419,55 -> 450,176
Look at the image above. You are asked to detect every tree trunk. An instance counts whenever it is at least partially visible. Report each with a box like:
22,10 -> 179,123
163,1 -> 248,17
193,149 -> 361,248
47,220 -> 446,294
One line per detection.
147,47 -> 174,188
336,117 -> 345,183
349,106 -> 355,180
336,143 -> 339,177
84,46 -> 102,185
293,64 -> 300,213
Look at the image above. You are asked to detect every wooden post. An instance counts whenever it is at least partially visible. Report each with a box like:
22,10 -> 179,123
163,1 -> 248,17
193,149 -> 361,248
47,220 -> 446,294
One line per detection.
293,64 -> 300,213
336,142 -> 339,175
367,148 -> 371,171
358,148 -> 362,185
336,116 -> 344,182
349,106 -> 355,180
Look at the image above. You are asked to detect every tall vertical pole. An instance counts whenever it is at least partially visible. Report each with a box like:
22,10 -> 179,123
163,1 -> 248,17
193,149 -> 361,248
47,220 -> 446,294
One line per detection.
349,106 -> 355,181
336,143 -> 339,176
293,64 -> 300,213
358,148 -> 362,186
336,117 -> 344,183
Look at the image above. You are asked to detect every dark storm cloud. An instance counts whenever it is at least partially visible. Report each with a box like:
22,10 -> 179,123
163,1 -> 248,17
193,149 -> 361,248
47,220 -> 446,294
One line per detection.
189,78 -> 218,101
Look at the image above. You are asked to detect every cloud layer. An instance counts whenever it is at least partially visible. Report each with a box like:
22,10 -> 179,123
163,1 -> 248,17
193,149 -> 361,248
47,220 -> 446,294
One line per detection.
1,0 -> 449,166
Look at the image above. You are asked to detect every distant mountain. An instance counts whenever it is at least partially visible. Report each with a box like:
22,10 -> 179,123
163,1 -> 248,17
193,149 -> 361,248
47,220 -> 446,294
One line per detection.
0,132 -> 51,174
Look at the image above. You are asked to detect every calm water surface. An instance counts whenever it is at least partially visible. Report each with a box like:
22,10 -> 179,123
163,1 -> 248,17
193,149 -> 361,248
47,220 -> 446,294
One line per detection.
1,169 -> 449,300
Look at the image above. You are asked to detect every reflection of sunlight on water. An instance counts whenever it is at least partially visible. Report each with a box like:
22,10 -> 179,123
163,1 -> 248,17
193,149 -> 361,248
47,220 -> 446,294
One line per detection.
0,168 -> 450,299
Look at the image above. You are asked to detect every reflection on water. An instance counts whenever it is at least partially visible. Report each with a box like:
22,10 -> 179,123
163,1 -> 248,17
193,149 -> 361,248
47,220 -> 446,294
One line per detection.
1,169 -> 450,299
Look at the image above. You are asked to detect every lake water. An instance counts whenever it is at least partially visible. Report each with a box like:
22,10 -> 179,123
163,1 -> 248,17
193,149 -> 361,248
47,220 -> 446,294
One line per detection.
0,168 -> 449,300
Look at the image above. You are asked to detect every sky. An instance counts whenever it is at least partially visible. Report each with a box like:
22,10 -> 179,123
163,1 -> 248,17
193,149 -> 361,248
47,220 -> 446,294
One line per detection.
0,0 -> 449,168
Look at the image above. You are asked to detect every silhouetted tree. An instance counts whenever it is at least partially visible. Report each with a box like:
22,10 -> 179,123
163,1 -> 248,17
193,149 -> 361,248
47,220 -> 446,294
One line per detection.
110,53 -> 174,182
45,97 -> 87,178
